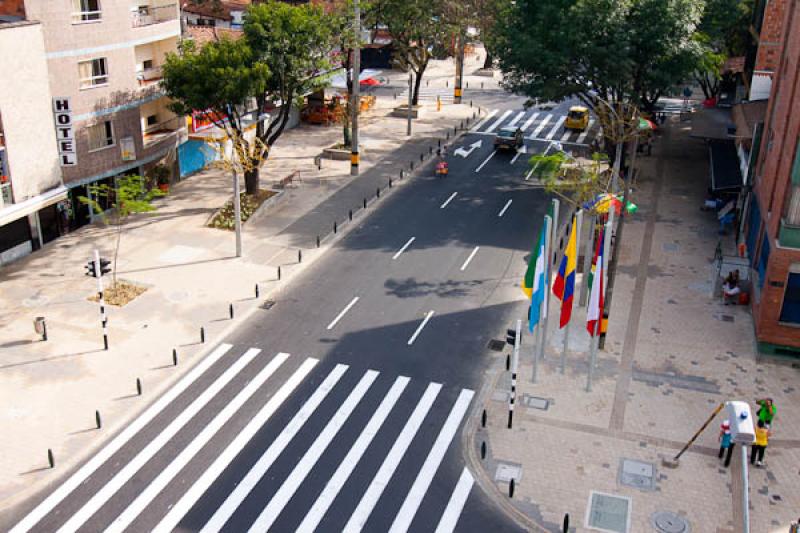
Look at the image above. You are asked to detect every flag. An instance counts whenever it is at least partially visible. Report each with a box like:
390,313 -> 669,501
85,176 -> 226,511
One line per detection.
587,227 -> 601,291
524,221 -> 548,332
552,216 -> 577,328
587,230 -> 605,336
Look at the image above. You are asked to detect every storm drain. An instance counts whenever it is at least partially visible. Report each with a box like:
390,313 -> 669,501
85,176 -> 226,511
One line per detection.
487,339 -> 506,351
522,394 -> 550,410
619,458 -> 656,490
261,299 -> 276,310
494,461 -> 522,483
586,491 -> 631,533
652,511 -> 690,533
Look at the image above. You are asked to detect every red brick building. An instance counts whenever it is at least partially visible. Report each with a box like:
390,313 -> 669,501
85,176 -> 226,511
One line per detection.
746,0 -> 800,353
750,0 -> 788,99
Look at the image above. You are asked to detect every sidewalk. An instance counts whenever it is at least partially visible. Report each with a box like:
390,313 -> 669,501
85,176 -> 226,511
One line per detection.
472,119 -> 800,532
0,57 -> 492,511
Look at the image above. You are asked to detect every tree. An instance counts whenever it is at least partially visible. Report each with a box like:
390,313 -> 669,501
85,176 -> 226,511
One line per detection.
491,0 -> 705,111
368,0 -> 452,105
529,151 -> 612,214
79,175 -> 164,288
162,37 -> 270,195
243,1 -> 336,190
330,0 -> 362,148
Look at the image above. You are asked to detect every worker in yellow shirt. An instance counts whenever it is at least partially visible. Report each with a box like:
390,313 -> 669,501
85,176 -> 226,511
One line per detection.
750,419 -> 770,467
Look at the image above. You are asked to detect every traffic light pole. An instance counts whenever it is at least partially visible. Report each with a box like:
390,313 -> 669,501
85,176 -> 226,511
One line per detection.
93,249 -> 109,350
508,319 -> 521,429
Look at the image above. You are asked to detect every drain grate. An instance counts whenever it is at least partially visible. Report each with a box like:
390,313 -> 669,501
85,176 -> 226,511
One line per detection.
487,339 -> 505,352
261,299 -> 276,310
652,511 -> 689,533
586,491 -> 631,533
619,458 -> 656,490
522,394 -> 549,410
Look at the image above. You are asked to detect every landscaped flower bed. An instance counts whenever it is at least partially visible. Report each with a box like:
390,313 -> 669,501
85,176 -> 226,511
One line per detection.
208,189 -> 277,231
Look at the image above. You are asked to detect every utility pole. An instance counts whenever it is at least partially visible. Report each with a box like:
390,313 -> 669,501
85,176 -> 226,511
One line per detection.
454,33 -> 464,104
406,72 -> 413,136
350,0 -> 360,176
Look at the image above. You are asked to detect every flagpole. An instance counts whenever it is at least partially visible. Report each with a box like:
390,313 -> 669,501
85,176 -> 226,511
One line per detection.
536,214 -> 552,381
579,214 -> 596,306
560,210 -> 581,374
540,199 -> 559,363
532,214 -> 550,383
603,210 -> 614,292
586,319 -> 599,392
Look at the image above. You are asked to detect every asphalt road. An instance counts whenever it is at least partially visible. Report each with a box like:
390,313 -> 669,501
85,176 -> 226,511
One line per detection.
8,98 -> 591,533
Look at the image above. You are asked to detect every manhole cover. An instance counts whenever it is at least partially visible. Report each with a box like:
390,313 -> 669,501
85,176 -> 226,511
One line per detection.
619,458 -> 656,490
261,300 -> 276,310
494,462 -> 522,483
487,339 -> 505,351
522,394 -> 549,410
587,491 -> 630,533
652,511 -> 689,533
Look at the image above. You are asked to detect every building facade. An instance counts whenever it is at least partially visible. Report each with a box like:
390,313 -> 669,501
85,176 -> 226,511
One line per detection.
0,17 -> 66,265
749,0 -> 788,100
6,0 -> 186,234
746,0 -> 800,352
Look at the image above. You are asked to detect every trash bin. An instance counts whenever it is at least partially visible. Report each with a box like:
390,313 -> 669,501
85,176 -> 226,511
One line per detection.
34,317 -> 47,340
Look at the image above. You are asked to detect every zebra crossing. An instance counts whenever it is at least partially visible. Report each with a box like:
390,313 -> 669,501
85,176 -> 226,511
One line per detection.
469,108 -> 603,146
397,86 -> 456,103
13,344 -> 478,533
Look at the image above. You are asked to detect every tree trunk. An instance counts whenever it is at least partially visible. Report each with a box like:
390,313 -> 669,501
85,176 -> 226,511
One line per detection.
244,167 -> 259,195
412,70 -> 423,106
483,52 -> 493,69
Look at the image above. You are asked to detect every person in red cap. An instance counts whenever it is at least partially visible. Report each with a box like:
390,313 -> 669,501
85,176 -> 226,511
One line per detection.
718,419 -> 735,467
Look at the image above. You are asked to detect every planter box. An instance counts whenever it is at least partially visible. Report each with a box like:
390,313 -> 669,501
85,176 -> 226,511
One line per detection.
322,146 -> 353,161
390,105 -> 424,119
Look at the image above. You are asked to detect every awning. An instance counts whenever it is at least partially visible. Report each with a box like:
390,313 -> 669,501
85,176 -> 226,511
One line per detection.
690,107 -> 735,140
327,69 -> 384,90
709,140 -> 743,192
0,185 -> 67,227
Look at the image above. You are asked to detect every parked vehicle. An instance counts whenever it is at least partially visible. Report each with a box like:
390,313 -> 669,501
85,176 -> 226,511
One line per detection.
494,127 -> 524,150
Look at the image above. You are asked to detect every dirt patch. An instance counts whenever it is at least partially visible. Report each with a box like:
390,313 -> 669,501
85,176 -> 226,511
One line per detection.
208,189 -> 276,231
88,280 -> 147,307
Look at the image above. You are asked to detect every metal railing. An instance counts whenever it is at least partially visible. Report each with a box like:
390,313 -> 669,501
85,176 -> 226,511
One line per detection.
136,66 -> 163,83
143,115 -> 184,146
131,4 -> 178,28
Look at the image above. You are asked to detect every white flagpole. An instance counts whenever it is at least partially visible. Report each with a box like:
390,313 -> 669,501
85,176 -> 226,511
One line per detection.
532,214 -> 550,383
560,210 -> 581,374
586,318 -> 600,392
579,214 -> 596,306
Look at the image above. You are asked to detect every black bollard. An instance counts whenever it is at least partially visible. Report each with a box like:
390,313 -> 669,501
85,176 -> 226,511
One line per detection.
473,111 -> 477,119
277,266 -> 282,280
481,81 -> 484,89
389,178 -> 393,188
376,187 -> 380,198
410,161 -> 414,170
420,153 -> 424,162
48,449 -> 54,469
446,80 -> 449,87
509,478 -> 515,498
349,209 -> 353,220
466,81 -> 469,89
229,303 -> 234,319
136,378 -> 142,396
482,409 -> 487,427
563,514 -> 570,533
438,139 -> 441,147
298,249 -> 302,263
172,348 -> 178,366
316,235 -> 320,248
446,132 -> 450,140
334,221 -> 338,233
506,354 -> 510,371
95,410 -> 102,429
481,441 -> 486,459
400,170 -> 404,179
200,326 -> 205,343
507,410 -> 513,429
393,92 -> 397,100
255,284 -> 260,298
363,197 -> 367,209
454,126 -> 457,134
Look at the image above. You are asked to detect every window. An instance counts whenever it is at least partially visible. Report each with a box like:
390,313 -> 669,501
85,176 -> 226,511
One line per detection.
79,58 -> 108,88
146,115 -> 158,126
142,59 -> 154,70
779,268 -> 800,324
787,139 -> 800,225
72,0 -> 101,22
87,120 -> 114,151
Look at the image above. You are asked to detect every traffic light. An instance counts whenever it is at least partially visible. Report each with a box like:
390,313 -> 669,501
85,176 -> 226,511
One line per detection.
84,258 -> 111,278
99,258 -> 111,276
506,328 -> 517,346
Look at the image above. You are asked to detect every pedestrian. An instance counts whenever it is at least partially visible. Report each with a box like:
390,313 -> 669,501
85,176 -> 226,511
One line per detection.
755,397 -> 776,427
718,419 -> 735,467
750,419 -> 770,467
722,272 -> 741,305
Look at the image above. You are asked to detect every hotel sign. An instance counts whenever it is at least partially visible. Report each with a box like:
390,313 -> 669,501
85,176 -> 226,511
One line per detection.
53,97 -> 77,166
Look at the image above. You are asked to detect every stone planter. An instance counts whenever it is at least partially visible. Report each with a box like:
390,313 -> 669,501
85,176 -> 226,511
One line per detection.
390,105 -> 424,119
322,145 -> 353,160
474,68 -> 495,77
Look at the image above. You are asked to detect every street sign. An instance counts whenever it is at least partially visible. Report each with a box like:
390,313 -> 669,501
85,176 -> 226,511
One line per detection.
53,97 -> 77,166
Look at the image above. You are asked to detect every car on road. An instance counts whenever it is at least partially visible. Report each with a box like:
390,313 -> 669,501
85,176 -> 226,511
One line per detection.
565,106 -> 589,131
494,127 -> 524,151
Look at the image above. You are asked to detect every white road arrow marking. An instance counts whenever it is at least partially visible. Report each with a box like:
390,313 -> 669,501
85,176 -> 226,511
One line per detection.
475,150 -> 497,173
510,144 -> 527,164
453,140 -> 482,158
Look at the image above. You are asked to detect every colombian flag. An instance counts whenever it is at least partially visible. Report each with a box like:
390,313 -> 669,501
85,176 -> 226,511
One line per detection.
552,216 -> 577,328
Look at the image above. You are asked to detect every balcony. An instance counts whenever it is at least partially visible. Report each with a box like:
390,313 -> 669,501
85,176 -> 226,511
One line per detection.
136,65 -> 163,86
143,115 -> 184,147
131,4 -> 178,28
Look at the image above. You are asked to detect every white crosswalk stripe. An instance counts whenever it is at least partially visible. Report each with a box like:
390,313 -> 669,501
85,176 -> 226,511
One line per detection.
29,344 -> 480,533
576,118 -> 595,144
530,114 -> 552,138
520,112 -> 539,131
545,115 -> 566,140
470,109 -> 498,131
55,347 -> 263,533
507,111 -> 525,128
468,108 -> 604,146
485,110 -> 512,133
397,87 -> 454,102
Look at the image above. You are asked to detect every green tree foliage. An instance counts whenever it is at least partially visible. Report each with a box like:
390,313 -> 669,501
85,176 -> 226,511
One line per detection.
693,0 -> 753,98
163,1 -> 335,194
79,175 -> 164,286
367,0 -> 452,105
529,151 -> 612,213
491,0 -> 705,110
